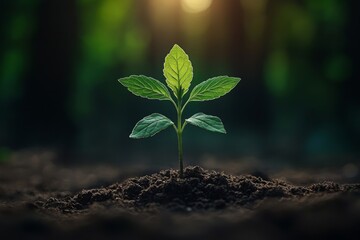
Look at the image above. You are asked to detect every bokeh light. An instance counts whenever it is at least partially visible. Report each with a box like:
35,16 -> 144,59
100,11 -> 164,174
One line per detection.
181,0 -> 213,13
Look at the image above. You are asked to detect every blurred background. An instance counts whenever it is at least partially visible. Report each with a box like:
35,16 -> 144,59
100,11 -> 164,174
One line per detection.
0,0 -> 359,170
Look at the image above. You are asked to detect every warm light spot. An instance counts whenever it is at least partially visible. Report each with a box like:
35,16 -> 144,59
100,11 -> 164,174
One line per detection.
181,0 -> 213,13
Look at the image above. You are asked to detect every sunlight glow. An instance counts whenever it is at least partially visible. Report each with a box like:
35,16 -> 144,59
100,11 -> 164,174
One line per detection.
181,0 -> 213,13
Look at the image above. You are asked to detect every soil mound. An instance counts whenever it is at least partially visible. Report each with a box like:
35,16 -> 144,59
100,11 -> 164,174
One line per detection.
39,166 -> 360,213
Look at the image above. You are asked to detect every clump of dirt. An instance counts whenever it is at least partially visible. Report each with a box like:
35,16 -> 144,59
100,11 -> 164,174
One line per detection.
38,166 -> 360,213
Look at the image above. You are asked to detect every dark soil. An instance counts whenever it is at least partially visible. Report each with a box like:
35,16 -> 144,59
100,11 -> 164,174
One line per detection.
1,151 -> 360,239
38,166 -> 359,214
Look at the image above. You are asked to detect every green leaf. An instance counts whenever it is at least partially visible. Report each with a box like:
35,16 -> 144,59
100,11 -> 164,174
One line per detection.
185,113 -> 226,134
189,76 -> 240,102
119,75 -> 172,101
163,44 -> 193,98
130,113 -> 174,139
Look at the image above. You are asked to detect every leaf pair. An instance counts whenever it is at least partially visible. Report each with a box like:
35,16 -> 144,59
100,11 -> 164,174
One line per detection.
118,44 -> 240,139
130,112 -> 226,139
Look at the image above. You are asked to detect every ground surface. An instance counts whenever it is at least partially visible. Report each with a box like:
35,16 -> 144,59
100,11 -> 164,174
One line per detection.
0,150 -> 360,239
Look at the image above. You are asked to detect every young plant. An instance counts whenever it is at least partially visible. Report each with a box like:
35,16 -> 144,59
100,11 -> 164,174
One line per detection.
119,44 -> 240,178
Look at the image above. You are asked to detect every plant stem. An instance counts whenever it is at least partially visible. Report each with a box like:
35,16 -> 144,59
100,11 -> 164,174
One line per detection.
177,128 -> 183,178
177,97 -> 184,178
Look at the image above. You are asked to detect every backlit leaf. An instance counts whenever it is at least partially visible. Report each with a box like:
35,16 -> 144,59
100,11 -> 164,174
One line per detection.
163,44 -> 193,98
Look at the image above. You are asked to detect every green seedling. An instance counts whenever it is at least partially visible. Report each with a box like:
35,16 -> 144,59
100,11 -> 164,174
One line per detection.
118,44 -> 240,177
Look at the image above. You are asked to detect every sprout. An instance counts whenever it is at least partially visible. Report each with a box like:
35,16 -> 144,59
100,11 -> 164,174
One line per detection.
119,44 -> 240,177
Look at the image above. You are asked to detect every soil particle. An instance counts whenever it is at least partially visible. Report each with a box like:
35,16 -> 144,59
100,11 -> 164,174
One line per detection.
310,182 -> 341,192
74,188 -> 113,205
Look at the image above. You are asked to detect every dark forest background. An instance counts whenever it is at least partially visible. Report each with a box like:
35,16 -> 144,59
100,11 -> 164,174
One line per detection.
0,0 -> 359,168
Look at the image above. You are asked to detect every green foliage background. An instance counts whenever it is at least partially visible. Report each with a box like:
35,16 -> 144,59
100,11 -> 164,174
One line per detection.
0,0 -> 359,166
